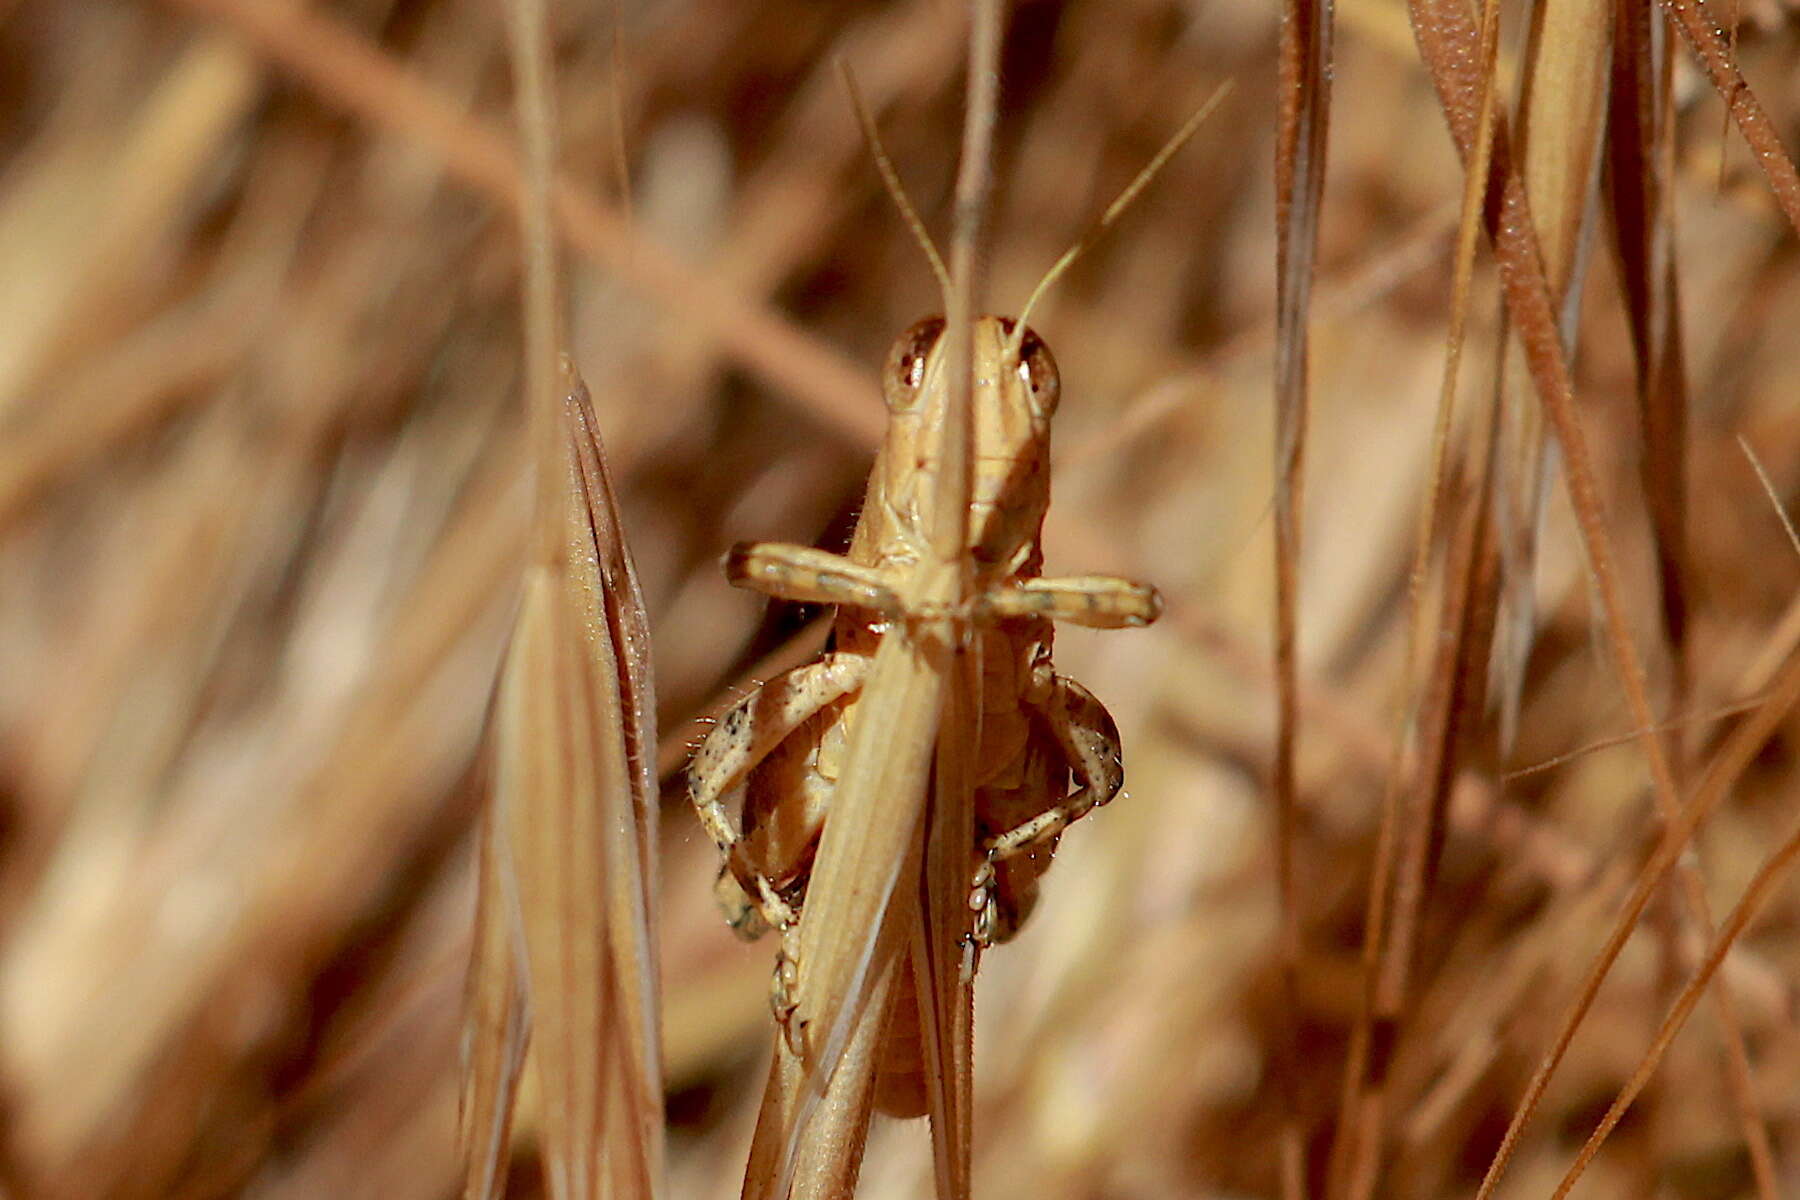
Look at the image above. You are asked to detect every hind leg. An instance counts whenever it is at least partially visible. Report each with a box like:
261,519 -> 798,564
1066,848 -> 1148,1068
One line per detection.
969,666 -> 1123,949
985,669 -> 1123,861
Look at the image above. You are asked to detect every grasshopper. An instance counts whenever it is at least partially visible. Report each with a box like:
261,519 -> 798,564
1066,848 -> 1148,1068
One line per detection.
686,81 -> 1226,1104
688,311 -> 1159,1043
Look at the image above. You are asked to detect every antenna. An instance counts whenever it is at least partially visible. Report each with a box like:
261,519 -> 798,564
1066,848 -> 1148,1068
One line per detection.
1008,79 -> 1236,362
839,60 -> 954,308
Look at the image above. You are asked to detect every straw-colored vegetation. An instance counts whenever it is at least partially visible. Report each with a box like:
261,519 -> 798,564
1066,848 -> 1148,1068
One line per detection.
3,0 -> 1799,1197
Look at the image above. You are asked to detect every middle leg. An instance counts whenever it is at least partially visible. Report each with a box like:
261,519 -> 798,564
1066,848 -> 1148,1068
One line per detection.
688,651 -> 866,937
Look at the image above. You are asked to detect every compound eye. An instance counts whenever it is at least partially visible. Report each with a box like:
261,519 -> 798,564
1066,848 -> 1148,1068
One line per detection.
1014,324 -> 1060,416
883,316 -> 944,412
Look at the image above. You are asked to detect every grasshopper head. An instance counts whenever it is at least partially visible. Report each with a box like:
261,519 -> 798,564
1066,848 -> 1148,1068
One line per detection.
862,315 -> 1059,578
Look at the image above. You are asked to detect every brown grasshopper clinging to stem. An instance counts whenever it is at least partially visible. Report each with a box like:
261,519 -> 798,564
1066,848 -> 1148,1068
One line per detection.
687,77 -> 1231,1067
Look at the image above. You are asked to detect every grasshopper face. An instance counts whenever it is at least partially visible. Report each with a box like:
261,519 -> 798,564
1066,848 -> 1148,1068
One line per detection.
854,314 -> 1061,582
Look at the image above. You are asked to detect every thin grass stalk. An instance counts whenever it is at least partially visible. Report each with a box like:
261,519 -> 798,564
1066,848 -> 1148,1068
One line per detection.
1326,0 -> 1498,1188
766,631 -> 945,1195
1342,500 -> 1501,1198
936,0 -> 1000,572
915,6 -> 1000,1196
1271,0 -> 1333,1185
1341,367 -> 1505,1200
508,0 -> 559,541
1362,417 -> 1501,1195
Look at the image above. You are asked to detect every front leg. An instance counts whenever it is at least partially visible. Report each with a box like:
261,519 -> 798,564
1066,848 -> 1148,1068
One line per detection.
970,667 -> 1124,946
689,652 -> 866,938
976,574 -> 1163,629
727,541 -> 905,615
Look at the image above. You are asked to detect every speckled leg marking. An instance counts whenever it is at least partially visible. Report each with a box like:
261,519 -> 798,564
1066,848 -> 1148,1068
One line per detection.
688,652 -> 866,937
968,666 -> 1123,948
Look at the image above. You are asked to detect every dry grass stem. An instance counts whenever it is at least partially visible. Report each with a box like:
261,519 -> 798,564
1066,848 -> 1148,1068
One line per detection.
1271,0 -> 1333,1186
1326,0 -> 1499,1189
467,4 -> 663,1196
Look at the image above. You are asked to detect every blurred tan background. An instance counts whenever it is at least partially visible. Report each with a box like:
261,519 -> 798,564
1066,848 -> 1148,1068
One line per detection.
2,0 -> 1798,1196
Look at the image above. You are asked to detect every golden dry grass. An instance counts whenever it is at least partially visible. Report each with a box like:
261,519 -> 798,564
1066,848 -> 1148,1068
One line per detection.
3,1 -> 1800,1197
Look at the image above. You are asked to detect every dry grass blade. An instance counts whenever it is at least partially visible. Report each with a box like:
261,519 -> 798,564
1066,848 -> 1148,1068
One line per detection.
1406,1 -> 1776,1192
914,651 -> 979,1200
1363,442 -> 1501,1191
565,376 -> 665,1175
1271,0 -> 1333,1186
1660,0 -> 1800,237
1602,19 -> 1775,1193
1516,0 -> 1610,299
1550,804 -> 1800,1197
763,636 -> 944,1192
744,917 -> 909,1200
1609,0 -> 1692,729
485,373 -> 666,1200
1335,436 -> 1503,1199
1469,636 -> 1800,1199
459,812 -> 530,1200
934,0 -> 1000,570
1491,0 -> 1611,754
472,3 -> 664,1196
490,566 -> 622,1199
